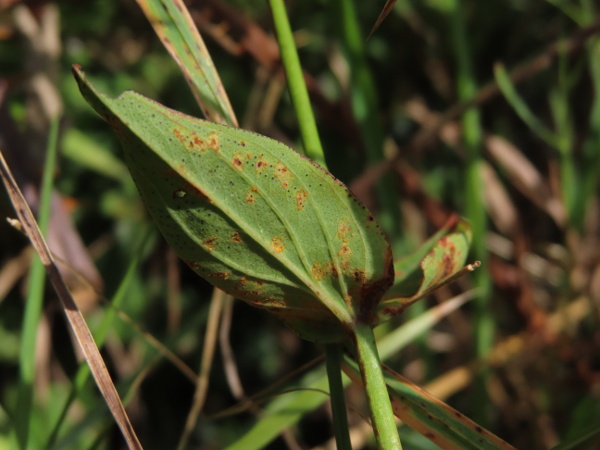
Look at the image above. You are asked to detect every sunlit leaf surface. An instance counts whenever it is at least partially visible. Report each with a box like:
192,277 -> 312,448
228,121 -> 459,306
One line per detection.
73,65 -> 393,342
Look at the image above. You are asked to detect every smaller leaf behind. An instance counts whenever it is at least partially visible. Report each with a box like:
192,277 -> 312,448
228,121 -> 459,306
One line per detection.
375,217 -> 472,324
72,66 -> 393,343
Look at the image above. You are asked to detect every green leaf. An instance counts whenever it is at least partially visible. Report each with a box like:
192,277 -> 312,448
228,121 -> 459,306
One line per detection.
72,65 -> 393,343
135,0 -> 237,127
375,217 -> 473,324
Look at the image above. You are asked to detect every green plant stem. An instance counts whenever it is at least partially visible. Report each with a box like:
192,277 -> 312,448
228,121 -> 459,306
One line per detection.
449,0 -> 492,422
324,344 -> 352,450
334,0 -> 401,241
269,0 -> 326,166
353,322 -> 402,449
14,117 -> 60,449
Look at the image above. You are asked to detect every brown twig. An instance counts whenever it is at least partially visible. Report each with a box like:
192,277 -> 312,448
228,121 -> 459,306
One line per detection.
0,150 -> 143,450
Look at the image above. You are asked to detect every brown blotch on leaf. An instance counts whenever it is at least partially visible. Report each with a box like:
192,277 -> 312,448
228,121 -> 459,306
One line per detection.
190,135 -> 206,151
337,220 -> 351,242
255,157 -> 267,173
173,128 -> 186,144
312,262 -> 324,281
274,161 -> 293,189
295,189 -> 308,210
208,272 -> 229,280
203,236 -> 218,252
207,132 -> 220,152
311,261 -> 339,281
231,232 -> 242,243
272,237 -> 284,253
352,269 -> 366,283
338,243 -> 352,257
185,260 -> 201,270
440,238 -> 458,278
232,152 -> 244,171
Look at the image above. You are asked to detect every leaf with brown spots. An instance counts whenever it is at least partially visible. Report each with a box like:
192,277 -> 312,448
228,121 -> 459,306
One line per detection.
374,216 -> 475,325
73,66 -> 393,343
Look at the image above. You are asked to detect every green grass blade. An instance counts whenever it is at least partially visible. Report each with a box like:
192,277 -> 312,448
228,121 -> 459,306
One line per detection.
449,0 -> 493,423
333,0 -> 401,240
13,117 -> 59,449
269,0 -> 326,166
494,63 -> 557,147
324,344 -> 352,450
135,0 -> 237,126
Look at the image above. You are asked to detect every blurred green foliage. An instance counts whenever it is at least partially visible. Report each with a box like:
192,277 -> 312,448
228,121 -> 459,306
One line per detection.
1,0 -> 599,448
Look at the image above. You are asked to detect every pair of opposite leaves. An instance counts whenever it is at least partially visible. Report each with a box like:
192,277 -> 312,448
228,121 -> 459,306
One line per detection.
73,66 -> 470,343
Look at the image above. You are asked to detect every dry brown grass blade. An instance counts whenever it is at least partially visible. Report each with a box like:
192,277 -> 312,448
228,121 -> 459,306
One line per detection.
0,150 -> 143,450
485,134 -> 566,227
177,288 -> 228,450
367,0 -> 397,40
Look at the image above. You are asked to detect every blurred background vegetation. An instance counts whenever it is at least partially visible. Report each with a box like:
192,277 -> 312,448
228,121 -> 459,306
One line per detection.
1,0 -> 599,448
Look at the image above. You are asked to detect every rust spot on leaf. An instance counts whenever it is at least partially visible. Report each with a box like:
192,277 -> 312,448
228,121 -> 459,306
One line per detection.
207,272 -> 229,280
344,294 -> 352,308
352,270 -> 366,283
255,157 -> 268,173
173,128 -> 186,144
274,161 -> 293,189
295,189 -> 308,210
231,232 -> 242,243
245,191 -> 255,204
203,236 -> 218,252
311,261 -> 339,280
272,237 -> 284,253
337,220 -> 351,242
439,238 -> 458,279
185,260 -> 201,270
207,132 -> 219,152
338,243 -> 352,257
190,135 -> 207,151
232,152 -> 244,171
312,262 -> 324,280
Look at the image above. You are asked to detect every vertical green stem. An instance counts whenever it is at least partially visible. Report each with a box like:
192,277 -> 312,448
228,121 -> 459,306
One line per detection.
269,0 -> 326,166
269,3 -> 359,448
353,322 -> 402,449
14,117 -> 60,449
449,0 -> 492,420
334,0 -> 402,241
324,344 -> 352,450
